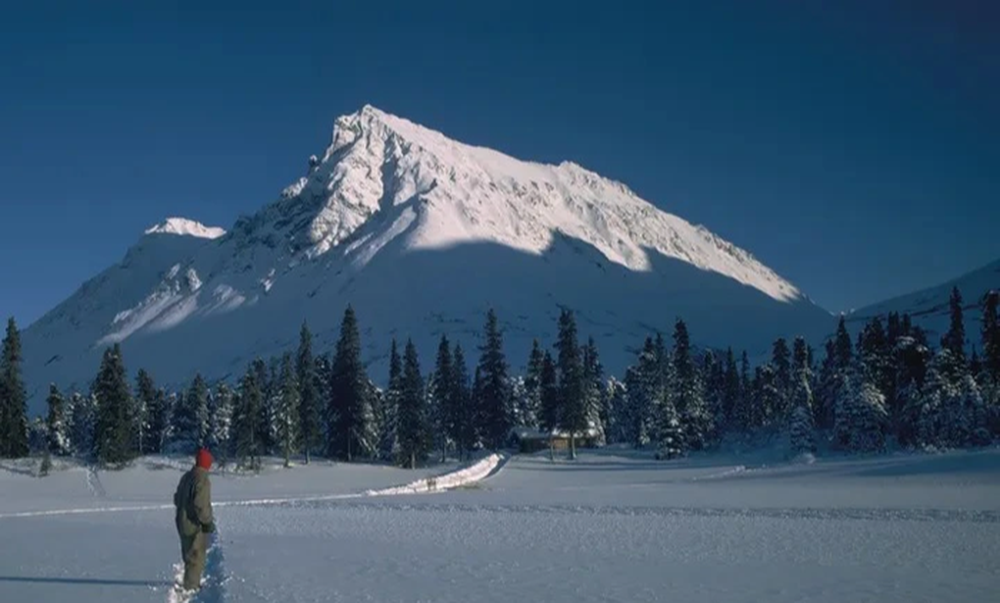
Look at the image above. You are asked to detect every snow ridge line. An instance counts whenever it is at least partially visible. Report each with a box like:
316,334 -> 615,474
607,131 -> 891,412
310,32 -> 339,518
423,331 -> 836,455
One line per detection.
0,454 -> 506,519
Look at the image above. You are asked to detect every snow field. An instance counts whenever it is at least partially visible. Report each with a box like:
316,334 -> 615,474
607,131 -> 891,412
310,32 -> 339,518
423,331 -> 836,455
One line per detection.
2,449 -> 999,602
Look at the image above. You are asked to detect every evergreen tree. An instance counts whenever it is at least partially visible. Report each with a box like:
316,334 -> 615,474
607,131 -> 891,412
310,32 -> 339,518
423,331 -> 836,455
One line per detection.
789,344 -> 816,455
451,343 -> 475,460
837,374 -> 888,453
375,340 -> 402,462
702,350 -> 725,444
941,286 -> 966,363
834,315 -> 853,370
314,354 -> 331,440
476,309 -> 511,450
623,337 -> 662,448
296,322 -> 322,464
134,369 -> 160,455
539,351 -> 560,433
45,384 -> 70,456
171,374 -> 208,453
0,317 -> 29,458
233,365 -> 262,470
208,383 -> 233,462
721,348 -> 741,433
672,319 -> 706,450
397,339 -> 429,468
858,317 -> 893,413
68,392 -> 96,457
521,339 -> 545,430
755,364 -> 780,430
555,309 -> 587,459
654,397 -> 683,460
788,403 -> 815,456
257,358 -> 278,455
92,344 -> 135,466
771,338 -> 792,417
605,377 -> 628,444
582,338 -> 606,445
730,350 -> 752,432
431,334 -> 454,460
328,306 -> 374,461
276,354 -> 300,467
895,332 -> 932,446
982,291 -> 1000,386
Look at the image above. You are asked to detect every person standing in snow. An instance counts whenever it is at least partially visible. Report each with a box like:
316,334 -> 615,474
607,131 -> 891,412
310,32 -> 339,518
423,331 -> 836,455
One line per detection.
173,447 -> 216,591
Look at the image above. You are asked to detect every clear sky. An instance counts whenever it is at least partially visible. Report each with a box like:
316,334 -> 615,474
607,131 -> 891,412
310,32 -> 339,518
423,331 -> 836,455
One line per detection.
1,1 -> 998,327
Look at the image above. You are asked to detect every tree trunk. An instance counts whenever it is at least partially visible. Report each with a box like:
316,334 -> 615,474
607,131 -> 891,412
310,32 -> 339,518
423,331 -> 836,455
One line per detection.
305,449 -> 311,465
570,432 -> 577,460
410,452 -> 416,470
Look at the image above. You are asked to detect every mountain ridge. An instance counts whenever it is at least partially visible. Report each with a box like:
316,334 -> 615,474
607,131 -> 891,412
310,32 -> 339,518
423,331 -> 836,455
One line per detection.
19,105 -> 833,413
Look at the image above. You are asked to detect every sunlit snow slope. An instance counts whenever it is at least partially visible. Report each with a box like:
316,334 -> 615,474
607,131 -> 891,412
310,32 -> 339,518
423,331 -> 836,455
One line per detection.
21,105 -> 831,411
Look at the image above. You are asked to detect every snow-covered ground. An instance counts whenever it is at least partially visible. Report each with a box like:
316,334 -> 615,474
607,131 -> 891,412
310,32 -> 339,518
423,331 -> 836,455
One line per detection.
1,449 -> 998,602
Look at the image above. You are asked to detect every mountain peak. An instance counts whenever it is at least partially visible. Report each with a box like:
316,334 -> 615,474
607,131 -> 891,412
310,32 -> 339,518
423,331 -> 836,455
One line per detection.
144,217 -> 226,239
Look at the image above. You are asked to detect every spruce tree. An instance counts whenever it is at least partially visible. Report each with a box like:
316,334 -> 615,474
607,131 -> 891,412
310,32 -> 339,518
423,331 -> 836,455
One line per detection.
476,309 -> 511,450
941,286 -> 966,363
702,350 -> 724,444
539,350 -> 560,433
258,358 -> 279,455
982,291 -> 1000,386
68,392 -> 96,457
771,338 -> 792,417
654,397 -> 683,460
45,384 -> 70,456
451,343 -> 475,460
93,344 -> 135,466
721,348 -> 741,433
171,374 -> 208,453
672,319 -> 706,450
522,339 -> 545,430
134,369 -> 159,455
788,403 -> 815,456
834,315 -> 853,370
0,317 -> 29,458
431,334 -> 454,460
623,337 -> 663,448
555,309 -> 586,459
815,339 -> 840,430
839,374 -> 888,453
582,338 -> 606,446
328,306 -> 373,461
895,332 -> 932,446
376,340 -> 402,461
605,377 -> 628,444
397,339 -> 429,468
276,354 -> 300,467
233,365 -> 262,470
208,383 -> 233,462
296,322 -> 322,464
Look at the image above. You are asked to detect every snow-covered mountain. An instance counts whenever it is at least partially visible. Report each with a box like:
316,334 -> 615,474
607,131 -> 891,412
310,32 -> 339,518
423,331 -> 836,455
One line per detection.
20,105 -> 832,413
846,258 -> 1000,347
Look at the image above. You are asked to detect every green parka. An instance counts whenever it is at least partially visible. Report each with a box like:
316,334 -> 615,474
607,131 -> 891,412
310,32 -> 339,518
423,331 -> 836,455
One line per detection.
174,466 -> 214,536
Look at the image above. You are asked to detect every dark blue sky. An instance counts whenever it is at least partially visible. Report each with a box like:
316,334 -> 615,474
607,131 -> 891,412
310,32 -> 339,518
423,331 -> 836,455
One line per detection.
2,1 -> 998,326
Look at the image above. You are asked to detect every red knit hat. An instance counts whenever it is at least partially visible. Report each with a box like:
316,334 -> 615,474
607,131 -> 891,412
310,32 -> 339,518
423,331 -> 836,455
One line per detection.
196,447 -> 213,470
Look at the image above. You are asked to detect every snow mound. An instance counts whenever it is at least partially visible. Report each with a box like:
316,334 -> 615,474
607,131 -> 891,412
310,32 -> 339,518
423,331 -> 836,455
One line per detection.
145,217 -> 226,240
366,454 -> 504,496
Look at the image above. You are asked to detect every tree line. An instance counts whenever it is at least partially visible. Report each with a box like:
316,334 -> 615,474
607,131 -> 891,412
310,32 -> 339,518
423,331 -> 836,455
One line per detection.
2,288 -> 998,469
